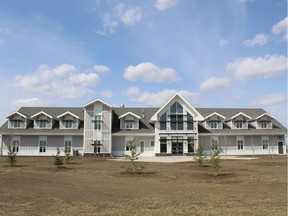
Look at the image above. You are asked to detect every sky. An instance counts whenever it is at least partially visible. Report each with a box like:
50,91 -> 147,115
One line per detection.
0,0 -> 287,126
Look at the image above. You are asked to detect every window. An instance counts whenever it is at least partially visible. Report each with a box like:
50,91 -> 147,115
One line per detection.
235,121 -> 245,129
38,120 -> 47,128
262,139 -> 269,150
170,102 -> 183,114
160,113 -> 166,130
124,121 -> 133,129
209,121 -> 219,129
259,121 -> 269,129
39,140 -> 47,153
125,141 -> 132,151
160,137 -> 167,153
63,120 -> 73,128
170,114 -> 183,130
64,140 -> 72,153
187,113 -> 194,130
212,138 -> 218,146
237,140 -> 244,150
12,120 -> 21,128
188,138 -> 194,153
12,140 -> 20,153
150,141 -> 155,147
94,115 -> 102,130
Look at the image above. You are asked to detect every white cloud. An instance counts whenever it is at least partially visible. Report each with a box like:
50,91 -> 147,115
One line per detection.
242,33 -> 270,47
10,98 -> 53,110
0,27 -> 11,34
238,0 -> 253,3
226,55 -> 287,80
96,13 -> 118,36
93,65 -> 110,73
100,90 -> 113,98
132,89 -> 199,107
124,86 -> 140,96
115,3 -> 143,26
219,39 -> 228,47
14,64 -> 100,98
155,0 -> 178,11
272,16 -> 287,41
123,62 -> 179,83
251,93 -> 286,107
200,77 -> 232,91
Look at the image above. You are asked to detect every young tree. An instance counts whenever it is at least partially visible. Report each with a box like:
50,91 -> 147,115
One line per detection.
53,148 -> 64,168
194,143 -> 205,166
64,149 -> 71,164
7,145 -> 17,167
210,142 -> 221,176
122,139 -> 143,174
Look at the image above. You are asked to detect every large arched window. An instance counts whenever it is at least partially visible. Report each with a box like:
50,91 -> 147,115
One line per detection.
160,113 -> 166,130
187,113 -> 194,130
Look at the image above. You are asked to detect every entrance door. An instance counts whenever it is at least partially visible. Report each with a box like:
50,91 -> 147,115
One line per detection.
278,141 -> 284,154
172,142 -> 183,155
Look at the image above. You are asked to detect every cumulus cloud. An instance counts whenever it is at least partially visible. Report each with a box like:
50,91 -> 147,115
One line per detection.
251,93 -> 286,107
272,16 -> 287,40
242,33 -> 270,47
124,86 -> 140,96
10,98 -> 53,110
226,55 -> 287,81
200,77 -> 232,91
155,0 -> 178,11
123,62 -> 179,83
14,64 -> 100,98
96,4 -> 143,36
93,65 -> 110,73
132,89 -> 199,107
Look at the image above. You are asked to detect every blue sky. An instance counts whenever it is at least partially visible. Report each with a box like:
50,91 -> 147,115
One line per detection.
0,0 -> 287,125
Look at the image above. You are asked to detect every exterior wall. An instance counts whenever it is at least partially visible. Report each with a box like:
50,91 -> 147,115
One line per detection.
112,135 -> 155,156
83,102 -> 112,154
1,135 -> 83,156
199,135 -> 284,155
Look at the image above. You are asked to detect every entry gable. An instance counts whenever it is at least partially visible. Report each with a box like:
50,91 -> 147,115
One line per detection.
150,93 -> 204,122
83,98 -> 112,109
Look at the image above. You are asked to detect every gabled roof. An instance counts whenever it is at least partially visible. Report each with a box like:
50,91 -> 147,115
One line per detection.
255,113 -> 275,120
150,93 -> 204,122
6,111 -> 28,119
118,112 -> 141,119
83,99 -> 112,109
229,112 -> 252,120
57,111 -> 80,119
204,112 -> 226,120
31,111 -> 53,119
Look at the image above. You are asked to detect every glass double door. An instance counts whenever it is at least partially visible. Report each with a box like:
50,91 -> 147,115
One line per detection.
172,141 -> 183,155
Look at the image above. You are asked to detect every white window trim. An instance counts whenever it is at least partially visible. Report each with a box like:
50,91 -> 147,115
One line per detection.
39,136 -> 47,153
236,136 -> 244,150
64,136 -> 73,153
12,136 -> 20,153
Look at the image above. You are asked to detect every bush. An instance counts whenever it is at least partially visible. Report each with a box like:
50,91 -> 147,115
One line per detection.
53,148 -> 64,168
64,149 -> 71,164
122,140 -> 143,174
210,143 -> 221,176
7,146 -> 17,167
194,144 -> 205,166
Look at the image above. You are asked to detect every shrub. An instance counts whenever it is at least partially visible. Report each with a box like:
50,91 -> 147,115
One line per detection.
194,144 -> 205,166
7,145 -> 17,167
53,148 -> 64,168
122,140 -> 143,174
64,149 -> 71,164
210,143 -> 221,176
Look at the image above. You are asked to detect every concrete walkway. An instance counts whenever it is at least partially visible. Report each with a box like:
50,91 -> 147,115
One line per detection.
112,155 -> 257,163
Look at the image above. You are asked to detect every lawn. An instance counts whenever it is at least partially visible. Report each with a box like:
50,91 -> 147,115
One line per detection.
0,155 -> 286,216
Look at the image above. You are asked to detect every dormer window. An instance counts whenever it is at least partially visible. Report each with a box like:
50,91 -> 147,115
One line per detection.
119,112 -> 140,130
12,120 -> 21,128
38,120 -> 47,128
259,120 -> 269,129
236,120 -> 245,129
63,120 -> 73,129
124,121 -> 133,129
209,120 -> 220,129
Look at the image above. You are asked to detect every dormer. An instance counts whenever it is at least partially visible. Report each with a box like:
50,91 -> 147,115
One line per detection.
31,111 -> 53,129
119,112 -> 141,130
6,111 -> 28,129
57,111 -> 80,129
254,113 -> 274,129
204,112 -> 226,129
227,112 -> 251,129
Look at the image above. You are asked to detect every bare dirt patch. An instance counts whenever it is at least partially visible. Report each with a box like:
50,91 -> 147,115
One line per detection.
0,155 -> 286,215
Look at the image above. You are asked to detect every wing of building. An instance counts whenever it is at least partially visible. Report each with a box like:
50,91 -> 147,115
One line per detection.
0,93 -> 286,156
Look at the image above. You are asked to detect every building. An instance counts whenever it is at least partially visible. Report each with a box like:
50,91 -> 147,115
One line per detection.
0,93 -> 286,156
